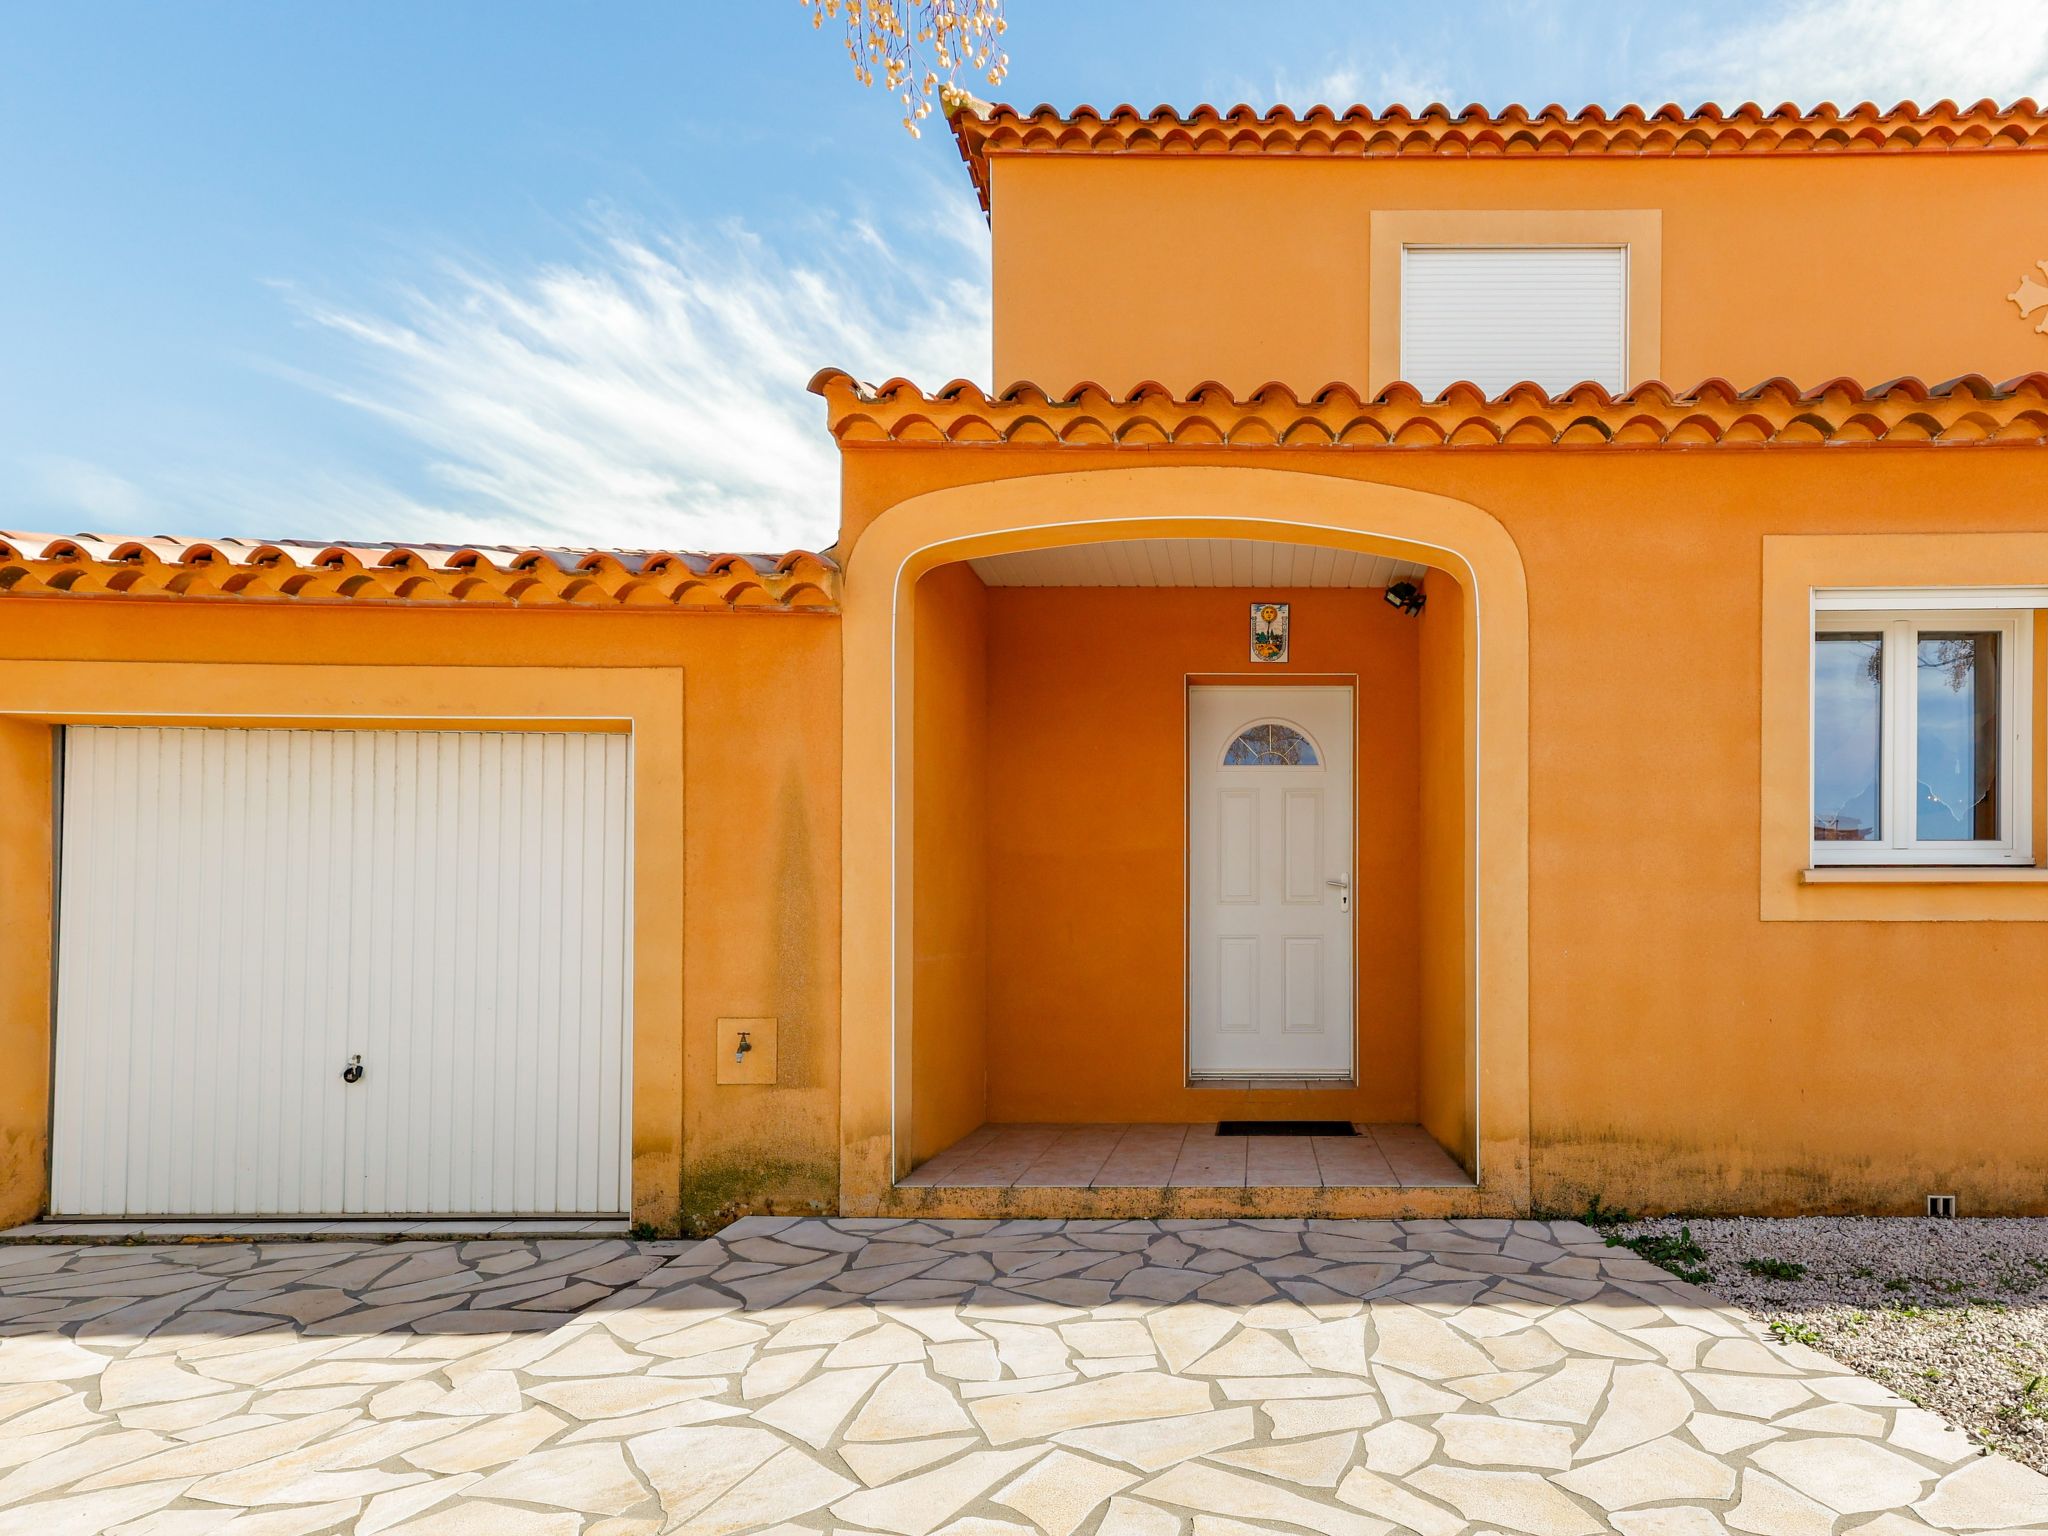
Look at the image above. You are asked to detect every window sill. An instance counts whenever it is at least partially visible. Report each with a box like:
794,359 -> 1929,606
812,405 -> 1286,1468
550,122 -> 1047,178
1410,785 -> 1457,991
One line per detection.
1803,866 -> 2048,884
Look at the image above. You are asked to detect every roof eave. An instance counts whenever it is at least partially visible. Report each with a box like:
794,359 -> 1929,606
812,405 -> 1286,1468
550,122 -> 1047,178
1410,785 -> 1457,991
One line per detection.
950,97 -> 2048,216
812,368 -> 2048,451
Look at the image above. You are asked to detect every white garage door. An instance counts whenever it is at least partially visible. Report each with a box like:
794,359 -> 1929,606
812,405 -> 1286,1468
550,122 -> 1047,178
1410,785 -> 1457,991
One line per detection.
1400,245 -> 1629,398
51,725 -> 633,1218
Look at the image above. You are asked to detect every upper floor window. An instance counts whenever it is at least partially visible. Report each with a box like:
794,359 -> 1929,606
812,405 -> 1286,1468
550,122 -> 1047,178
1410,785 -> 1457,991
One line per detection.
1400,245 -> 1628,398
1812,593 -> 2033,866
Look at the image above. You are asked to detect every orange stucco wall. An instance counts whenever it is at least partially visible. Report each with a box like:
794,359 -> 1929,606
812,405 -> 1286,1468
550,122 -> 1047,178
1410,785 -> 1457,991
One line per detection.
0,719 -> 52,1221
0,598 -> 840,1234
989,155 -> 2048,394
911,563 -> 990,1160
1416,574 -> 1473,1167
843,440 -> 2048,1216
978,584 -> 1423,1126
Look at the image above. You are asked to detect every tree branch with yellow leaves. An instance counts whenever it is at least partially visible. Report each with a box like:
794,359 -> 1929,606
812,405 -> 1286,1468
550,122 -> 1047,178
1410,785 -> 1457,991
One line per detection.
801,0 -> 1008,136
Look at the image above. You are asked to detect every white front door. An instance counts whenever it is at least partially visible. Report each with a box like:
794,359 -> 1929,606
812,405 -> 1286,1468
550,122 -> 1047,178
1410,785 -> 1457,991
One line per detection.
50,725 -> 634,1218
1187,686 -> 1354,1079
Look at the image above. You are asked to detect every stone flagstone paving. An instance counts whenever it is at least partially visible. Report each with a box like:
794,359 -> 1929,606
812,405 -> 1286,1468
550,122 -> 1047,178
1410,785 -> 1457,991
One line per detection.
3,1219 -> 2048,1533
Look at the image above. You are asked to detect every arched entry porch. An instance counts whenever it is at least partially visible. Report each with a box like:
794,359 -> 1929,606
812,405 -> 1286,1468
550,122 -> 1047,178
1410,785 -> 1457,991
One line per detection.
840,465 -> 1529,1216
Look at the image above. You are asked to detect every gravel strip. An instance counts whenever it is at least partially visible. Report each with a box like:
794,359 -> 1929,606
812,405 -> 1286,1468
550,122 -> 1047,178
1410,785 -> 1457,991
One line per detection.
1617,1215 -> 2048,1472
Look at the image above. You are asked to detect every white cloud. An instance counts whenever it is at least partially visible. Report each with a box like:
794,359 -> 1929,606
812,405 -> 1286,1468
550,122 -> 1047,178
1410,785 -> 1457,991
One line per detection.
1656,0 -> 2048,108
272,204 -> 989,554
17,203 -> 990,555
24,457 -> 155,528
14,454 -> 472,551
1263,55 -> 1457,112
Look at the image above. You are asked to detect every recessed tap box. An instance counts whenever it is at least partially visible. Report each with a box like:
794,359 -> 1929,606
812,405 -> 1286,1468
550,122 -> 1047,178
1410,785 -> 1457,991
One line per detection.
717,1017 -> 777,1085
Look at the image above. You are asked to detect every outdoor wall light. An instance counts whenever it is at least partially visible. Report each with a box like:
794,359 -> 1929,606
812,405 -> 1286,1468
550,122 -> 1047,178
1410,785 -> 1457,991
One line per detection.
1384,580 -> 1426,616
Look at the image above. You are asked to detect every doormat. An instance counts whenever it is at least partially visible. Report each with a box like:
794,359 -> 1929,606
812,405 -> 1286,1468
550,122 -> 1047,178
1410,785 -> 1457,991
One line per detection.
1216,1120 -> 1357,1137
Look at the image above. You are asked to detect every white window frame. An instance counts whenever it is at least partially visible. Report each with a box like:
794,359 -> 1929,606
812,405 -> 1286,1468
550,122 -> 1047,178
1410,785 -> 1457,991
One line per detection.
1811,589 -> 2034,867
1398,243 -> 1631,395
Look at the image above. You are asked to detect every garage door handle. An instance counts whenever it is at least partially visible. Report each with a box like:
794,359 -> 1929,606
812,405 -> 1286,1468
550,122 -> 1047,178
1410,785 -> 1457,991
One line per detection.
341,1055 -> 364,1084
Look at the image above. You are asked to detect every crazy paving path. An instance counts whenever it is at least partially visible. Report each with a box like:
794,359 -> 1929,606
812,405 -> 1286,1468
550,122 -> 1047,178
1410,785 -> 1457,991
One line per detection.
1,1221 -> 2046,1535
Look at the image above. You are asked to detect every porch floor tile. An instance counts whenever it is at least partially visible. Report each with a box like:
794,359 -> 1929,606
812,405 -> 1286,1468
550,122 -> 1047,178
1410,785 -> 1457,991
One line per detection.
900,1121 -> 1470,1190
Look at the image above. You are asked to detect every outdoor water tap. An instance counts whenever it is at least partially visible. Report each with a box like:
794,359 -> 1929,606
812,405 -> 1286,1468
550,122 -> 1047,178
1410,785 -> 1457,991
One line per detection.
735,1031 -> 753,1066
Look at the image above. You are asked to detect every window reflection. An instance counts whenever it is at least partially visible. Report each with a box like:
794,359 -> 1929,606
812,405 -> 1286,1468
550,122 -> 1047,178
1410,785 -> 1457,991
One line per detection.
1813,633 -> 1882,841
1916,632 -> 1999,841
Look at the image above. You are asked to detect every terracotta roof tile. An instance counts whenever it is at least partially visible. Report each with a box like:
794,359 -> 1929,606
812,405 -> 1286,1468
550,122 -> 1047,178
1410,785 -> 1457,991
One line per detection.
810,369 -> 2048,451
948,97 -> 2048,213
0,535 -> 839,611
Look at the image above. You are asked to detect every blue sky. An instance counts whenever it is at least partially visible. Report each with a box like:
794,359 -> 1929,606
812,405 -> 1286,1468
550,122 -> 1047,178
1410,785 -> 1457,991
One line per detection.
4,1 -> 2046,553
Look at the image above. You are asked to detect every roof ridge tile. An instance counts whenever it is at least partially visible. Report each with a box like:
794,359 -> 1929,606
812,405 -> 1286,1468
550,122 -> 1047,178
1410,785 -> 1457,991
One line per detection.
948,97 -> 2048,213
0,533 -> 839,612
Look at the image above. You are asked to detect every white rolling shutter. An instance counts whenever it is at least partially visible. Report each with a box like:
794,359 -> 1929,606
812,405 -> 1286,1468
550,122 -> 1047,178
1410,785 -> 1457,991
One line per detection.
51,725 -> 633,1218
1400,246 -> 1629,397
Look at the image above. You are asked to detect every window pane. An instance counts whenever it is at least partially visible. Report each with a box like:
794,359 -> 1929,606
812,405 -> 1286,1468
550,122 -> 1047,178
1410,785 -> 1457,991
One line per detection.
1223,723 -> 1318,767
1813,632 -> 1883,842
1917,632 -> 2000,841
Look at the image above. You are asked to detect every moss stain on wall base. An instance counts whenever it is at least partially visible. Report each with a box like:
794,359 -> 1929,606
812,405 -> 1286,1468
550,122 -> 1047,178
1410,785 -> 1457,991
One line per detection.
0,1129 -> 46,1229
680,1149 -> 839,1238
1536,1125 -> 2048,1218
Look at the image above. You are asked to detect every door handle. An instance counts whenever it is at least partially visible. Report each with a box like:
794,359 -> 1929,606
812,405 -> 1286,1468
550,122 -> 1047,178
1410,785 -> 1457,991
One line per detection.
1326,876 -> 1351,912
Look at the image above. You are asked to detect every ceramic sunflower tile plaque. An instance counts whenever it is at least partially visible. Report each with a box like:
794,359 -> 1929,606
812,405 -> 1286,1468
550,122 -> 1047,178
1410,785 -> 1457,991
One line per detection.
1250,600 -> 1289,663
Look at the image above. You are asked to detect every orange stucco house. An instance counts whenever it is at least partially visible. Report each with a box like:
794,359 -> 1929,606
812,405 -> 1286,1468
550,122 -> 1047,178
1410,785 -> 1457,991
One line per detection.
5,97 -> 2048,1234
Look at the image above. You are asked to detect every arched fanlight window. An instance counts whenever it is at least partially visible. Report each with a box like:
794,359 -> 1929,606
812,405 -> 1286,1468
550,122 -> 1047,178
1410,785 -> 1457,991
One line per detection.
1222,721 -> 1319,767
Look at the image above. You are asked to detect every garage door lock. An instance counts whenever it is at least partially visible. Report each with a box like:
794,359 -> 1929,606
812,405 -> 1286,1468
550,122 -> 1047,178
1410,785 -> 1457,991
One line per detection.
341,1054 -> 364,1084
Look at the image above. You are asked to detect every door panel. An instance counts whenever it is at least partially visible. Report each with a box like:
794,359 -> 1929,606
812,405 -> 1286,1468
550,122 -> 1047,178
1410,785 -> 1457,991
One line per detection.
1218,789 -> 1258,903
1218,936 -> 1259,1034
51,725 -> 633,1217
1283,937 -> 1324,1035
1282,789 -> 1324,903
1188,686 -> 1354,1078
